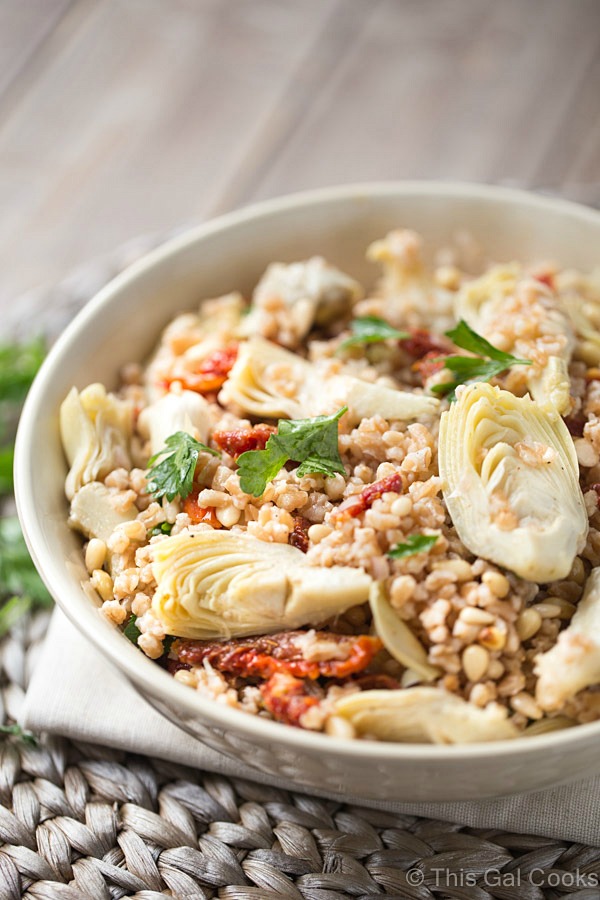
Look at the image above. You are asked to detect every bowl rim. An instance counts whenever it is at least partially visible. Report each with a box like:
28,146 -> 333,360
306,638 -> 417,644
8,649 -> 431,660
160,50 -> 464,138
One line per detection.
15,179 -> 600,762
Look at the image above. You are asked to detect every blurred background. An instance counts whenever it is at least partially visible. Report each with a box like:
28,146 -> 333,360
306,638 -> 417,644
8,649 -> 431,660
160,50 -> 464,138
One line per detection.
0,0 -> 599,315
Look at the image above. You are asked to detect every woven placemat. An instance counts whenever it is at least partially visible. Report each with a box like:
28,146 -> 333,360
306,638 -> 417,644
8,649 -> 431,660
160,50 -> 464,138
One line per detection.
2,228 -> 600,900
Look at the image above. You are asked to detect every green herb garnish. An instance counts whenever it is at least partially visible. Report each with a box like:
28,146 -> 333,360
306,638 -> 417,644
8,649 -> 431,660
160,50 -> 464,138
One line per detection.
338,316 -> 409,352
0,337 -> 45,408
123,615 -> 141,645
0,337 -> 45,495
146,432 -> 219,502
431,320 -> 531,401
149,522 -> 173,537
0,723 -> 38,747
0,517 -> 53,637
238,407 -> 347,497
0,445 -> 14,496
388,534 -> 439,559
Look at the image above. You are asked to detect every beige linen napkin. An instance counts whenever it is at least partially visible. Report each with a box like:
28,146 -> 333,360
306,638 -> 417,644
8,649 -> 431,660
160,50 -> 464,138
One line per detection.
23,609 -> 600,846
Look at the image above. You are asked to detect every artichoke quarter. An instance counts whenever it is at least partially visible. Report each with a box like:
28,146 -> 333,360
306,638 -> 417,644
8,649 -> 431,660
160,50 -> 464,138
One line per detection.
219,336 -> 439,424
60,384 -> 132,500
151,530 -> 372,639
334,687 -> 518,743
535,568 -> 600,710
241,257 -> 363,346
137,390 -> 211,457
454,265 -> 575,414
438,383 -> 587,582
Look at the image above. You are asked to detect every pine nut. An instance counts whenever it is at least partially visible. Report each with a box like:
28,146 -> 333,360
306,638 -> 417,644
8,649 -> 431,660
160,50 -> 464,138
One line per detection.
516,608 -> 542,641
85,539 -> 107,574
570,557 -> 586,585
216,505 -> 241,528
478,625 -> 507,651
574,438 -> 599,468
462,645 -> 490,682
433,559 -> 473,581
325,715 -> 356,739
486,659 -> 505,680
122,520 -> 147,542
91,569 -> 114,601
510,692 -> 543,720
553,598 -> 577,620
307,524 -> 332,543
482,571 -> 510,598
532,602 -> 562,619
459,607 -> 495,625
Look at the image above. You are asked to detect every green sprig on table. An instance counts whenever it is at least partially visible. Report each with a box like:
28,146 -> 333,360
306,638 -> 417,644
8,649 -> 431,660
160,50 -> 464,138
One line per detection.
0,338 -> 52,641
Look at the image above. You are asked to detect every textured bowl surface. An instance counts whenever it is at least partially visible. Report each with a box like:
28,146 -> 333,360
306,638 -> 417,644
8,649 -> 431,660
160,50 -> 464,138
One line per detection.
15,182 -> 600,802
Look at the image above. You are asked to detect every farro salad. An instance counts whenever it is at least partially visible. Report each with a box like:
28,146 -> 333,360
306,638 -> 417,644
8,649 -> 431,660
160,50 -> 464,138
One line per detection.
60,229 -> 600,744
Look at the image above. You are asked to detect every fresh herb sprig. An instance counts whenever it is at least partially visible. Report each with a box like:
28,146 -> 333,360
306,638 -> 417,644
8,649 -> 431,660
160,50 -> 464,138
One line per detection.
238,407 -> 347,497
0,517 -> 53,637
147,432 -> 219,502
431,320 -> 531,401
388,534 -> 439,559
338,316 -> 409,352
0,337 -> 45,496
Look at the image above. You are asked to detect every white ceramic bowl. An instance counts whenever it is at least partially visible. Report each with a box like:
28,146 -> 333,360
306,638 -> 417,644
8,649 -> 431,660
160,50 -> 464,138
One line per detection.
15,182 -> 600,803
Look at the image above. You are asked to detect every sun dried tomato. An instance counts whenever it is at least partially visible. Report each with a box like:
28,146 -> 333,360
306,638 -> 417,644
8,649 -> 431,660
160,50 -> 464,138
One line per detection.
350,673 -> 400,691
401,328 -> 450,359
412,350 -> 447,386
260,673 -> 321,727
182,488 -> 222,527
173,631 -> 382,680
533,271 -> 555,290
213,423 -> 276,457
166,343 -> 238,394
564,412 -> 586,438
337,472 -> 403,519
289,516 -> 310,553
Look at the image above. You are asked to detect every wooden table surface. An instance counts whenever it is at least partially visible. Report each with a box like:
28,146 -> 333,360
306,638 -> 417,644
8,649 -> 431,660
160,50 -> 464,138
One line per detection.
0,0 -> 599,315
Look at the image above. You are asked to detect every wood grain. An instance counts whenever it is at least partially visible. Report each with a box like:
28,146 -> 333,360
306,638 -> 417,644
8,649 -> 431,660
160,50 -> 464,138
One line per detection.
0,0 -> 598,311
0,0 -> 73,101
242,0 -> 600,201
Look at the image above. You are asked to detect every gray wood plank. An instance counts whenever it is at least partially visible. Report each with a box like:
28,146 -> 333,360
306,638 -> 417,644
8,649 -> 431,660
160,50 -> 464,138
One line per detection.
241,0 -> 600,201
0,0 -> 73,100
0,0 -> 342,306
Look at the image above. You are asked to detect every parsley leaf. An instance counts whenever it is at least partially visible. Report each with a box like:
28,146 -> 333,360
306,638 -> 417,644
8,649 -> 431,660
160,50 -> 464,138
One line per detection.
123,615 -> 141,644
238,408 -> 347,497
0,337 -> 45,409
338,316 -> 409,352
388,534 -> 439,559
149,522 -> 173,537
0,338 -> 45,488
0,445 -> 14,496
0,517 -> 53,638
146,431 -> 219,502
0,724 -> 38,747
431,320 -> 531,401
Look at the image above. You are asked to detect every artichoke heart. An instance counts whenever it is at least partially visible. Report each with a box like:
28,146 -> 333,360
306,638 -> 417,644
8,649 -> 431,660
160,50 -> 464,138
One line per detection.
535,568 -> 600,711
151,530 -> 372,639
241,257 -> 363,346
438,383 -> 587,582
334,687 -> 518,743
454,264 -> 575,415
60,384 -> 132,500
563,295 -> 600,366
137,390 -> 211,456
69,482 -> 136,544
220,336 -> 439,423
369,582 -> 439,682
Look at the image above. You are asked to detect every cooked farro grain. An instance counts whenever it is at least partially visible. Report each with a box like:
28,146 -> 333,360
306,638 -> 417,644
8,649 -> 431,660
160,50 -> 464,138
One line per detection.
59,229 -> 600,743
